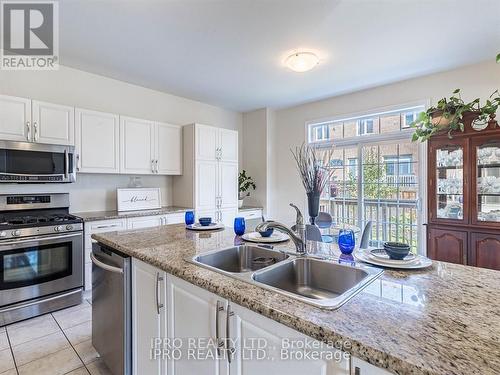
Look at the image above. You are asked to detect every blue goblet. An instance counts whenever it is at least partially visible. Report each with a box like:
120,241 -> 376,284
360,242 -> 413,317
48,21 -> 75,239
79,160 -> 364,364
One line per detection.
338,229 -> 355,255
234,217 -> 246,236
184,211 -> 195,225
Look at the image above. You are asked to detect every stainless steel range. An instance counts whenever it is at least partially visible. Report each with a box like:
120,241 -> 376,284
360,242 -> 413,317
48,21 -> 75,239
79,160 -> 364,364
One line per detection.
0,193 -> 83,326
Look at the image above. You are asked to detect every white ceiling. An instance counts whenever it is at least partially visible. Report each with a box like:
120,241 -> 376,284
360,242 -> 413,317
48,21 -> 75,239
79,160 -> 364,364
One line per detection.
60,0 -> 500,112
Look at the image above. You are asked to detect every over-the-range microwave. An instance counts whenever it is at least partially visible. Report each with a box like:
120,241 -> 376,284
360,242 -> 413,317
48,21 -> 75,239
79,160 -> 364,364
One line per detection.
0,140 -> 76,183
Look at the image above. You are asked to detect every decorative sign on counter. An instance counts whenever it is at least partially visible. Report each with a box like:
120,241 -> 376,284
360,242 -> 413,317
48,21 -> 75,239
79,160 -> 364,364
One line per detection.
117,188 -> 161,212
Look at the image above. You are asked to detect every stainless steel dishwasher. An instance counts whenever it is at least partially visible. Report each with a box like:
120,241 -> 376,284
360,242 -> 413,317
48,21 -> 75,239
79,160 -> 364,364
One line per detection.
91,243 -> 131,375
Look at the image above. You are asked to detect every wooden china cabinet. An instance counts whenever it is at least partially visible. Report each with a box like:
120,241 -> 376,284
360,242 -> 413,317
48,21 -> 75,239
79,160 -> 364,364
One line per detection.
427,114 -> 500,271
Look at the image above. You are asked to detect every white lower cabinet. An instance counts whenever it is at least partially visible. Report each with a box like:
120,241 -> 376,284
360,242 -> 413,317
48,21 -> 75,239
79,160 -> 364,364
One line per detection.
229,303 -> 349,375
219,208 -> 237,228
166,275 -> 228,375
351,357 -> 391,375
127,215 -> 167,229
132,259 -> 167,375
132,273 -> 355,375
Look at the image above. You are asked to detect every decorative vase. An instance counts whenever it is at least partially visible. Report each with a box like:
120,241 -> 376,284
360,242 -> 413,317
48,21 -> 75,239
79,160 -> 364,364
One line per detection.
431,112 -> 454,128
306,192 -> 320,225
238,199 -> 244,208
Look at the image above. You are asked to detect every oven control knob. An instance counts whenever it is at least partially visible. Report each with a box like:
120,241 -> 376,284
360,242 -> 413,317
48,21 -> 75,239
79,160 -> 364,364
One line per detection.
12,230 -> 21,237
0,231 -> 6,238
66,225 -> 73,231
54,225 -> 64,232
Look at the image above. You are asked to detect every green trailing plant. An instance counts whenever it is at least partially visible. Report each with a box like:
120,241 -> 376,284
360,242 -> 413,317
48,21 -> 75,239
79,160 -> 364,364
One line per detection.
497,53 -> 500,63
238,170 -> 256,200
411,89 -> 500,142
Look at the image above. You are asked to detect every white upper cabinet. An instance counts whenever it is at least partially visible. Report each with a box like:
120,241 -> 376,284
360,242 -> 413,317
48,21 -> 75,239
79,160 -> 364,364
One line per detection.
32,100 -> 75,145
120,116 -> 156,174
156,122 -> 182,175
196,124 -> 218,161
0,95 -> 31,142
0,95 -> 73,145
75,108 -> 120,174
219,128 -> 238,163
120,117 -> 182,175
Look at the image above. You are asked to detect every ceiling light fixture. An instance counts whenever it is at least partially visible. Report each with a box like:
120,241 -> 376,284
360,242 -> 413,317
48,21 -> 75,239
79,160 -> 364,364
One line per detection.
285,51 -> 319,73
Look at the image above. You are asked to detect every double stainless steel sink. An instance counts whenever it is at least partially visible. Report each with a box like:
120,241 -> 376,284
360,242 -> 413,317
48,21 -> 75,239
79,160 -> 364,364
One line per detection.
190,245 -> 383,309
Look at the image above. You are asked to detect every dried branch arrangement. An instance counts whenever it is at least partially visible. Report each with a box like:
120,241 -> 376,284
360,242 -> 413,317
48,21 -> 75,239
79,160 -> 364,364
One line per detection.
290,143 -> 333,194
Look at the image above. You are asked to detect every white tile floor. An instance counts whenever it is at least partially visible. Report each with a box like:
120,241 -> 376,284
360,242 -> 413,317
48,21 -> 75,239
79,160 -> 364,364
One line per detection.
1,294 -> 111,375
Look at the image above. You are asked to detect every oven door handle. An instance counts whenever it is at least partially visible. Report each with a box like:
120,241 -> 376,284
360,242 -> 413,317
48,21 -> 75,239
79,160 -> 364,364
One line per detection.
90,252 -> 123,274
0,233 -> 82,249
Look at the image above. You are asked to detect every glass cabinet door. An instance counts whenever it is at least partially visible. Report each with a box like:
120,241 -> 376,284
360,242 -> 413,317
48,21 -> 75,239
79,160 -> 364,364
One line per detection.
434,145 -> 465,221
476,141 -> 500,224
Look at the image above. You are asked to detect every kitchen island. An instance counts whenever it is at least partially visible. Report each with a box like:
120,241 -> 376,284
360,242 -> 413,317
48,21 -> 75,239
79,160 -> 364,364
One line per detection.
92,224 -> 500,375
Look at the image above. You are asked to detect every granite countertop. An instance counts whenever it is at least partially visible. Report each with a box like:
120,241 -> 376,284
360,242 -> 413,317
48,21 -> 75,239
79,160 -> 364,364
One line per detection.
238,205 -> 263,212
73,206 -> 192,222
92,224 -> 500,375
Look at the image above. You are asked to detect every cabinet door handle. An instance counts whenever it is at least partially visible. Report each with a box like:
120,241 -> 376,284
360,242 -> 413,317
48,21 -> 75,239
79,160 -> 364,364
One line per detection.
33,121 -> 38,142
215,300 -> 224,356
151,159 -> 155,173
155,272 -> 164,314
26,121 -> 31,141
155,160 -> 159,173
226,304 -> 235,363
76,154 -> 80,171
94,224 -> 120,229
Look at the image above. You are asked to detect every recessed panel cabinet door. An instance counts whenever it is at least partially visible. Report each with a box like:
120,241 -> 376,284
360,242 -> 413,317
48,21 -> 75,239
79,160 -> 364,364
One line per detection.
0,95 -> 31,142
219,128 -> 238,163
127,215 -> 165,229
75,109 -> 120,173
470,232 -> 500,270
196,125 -> 218,161
132,259 -> 166,375
229,303 -> 349,375
427,227 -> 467,265
156,122 -> 182,175
32,100 -> 75,145
120,116 -> 155,174
167,275 -> 227,375
218,162 -> 238,209
196,161 -> 217,211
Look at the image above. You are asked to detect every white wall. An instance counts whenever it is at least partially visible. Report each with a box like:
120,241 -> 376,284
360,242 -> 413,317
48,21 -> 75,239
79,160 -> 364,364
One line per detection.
242,109 -> 267,209
267,60 -> 500,223
0,65 -> 242,212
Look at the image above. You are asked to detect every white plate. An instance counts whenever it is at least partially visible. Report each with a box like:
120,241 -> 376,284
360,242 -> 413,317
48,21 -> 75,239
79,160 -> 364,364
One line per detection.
186,223 -> 225,231
241,232 -> 290,243
368,249 -> 417,265
355,250 -> 432,269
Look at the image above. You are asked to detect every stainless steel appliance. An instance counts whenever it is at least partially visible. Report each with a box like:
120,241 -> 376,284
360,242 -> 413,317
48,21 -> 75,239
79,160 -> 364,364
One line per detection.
0,140 -> 76,183
91,243 -> 131,375
0,193 -> 83,326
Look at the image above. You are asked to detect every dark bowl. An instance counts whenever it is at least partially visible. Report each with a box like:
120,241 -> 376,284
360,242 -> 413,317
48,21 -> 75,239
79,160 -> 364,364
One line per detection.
383,242 -> 410,260
198,217 -> 212,226
258,228 -> 274,237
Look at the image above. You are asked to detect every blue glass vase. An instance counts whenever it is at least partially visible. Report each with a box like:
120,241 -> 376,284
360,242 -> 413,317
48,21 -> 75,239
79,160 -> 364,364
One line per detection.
338,229 -> 355,255
234,217 -> 245,236
184,211 -> 195,225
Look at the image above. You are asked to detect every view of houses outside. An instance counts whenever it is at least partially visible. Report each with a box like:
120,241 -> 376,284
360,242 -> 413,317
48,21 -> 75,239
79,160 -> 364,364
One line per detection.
309,109 -> 422,252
